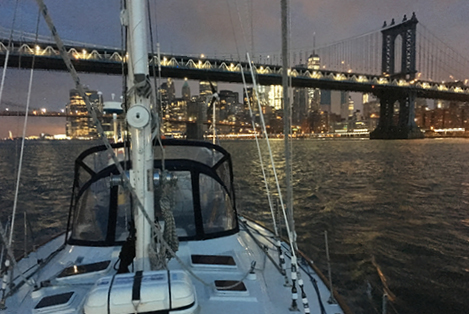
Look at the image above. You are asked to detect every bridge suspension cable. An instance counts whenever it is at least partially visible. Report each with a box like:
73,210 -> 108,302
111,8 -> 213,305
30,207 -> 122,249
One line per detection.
417,23 -> 469,83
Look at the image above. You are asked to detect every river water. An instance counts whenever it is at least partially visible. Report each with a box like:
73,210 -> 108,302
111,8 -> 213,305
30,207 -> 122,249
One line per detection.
0,138 -> 468,313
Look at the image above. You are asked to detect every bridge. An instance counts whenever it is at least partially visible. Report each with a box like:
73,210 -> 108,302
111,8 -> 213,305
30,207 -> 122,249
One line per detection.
1,13 -> 469,139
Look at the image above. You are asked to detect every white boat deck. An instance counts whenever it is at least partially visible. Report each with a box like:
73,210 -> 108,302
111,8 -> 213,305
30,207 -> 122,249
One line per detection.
2,218 -> 345,314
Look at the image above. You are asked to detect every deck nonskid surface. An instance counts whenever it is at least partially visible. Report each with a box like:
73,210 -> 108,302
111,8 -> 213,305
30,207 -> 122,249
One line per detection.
4,220 -> 343,314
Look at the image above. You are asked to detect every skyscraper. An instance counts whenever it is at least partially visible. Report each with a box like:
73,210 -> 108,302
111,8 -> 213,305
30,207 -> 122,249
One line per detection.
340,94 -> 353,120
182,79 -> 191,101
159,78 -> 176,113
200,81 -> 217,98
292,53 -> 321,124
307,53 -> 320,70
66,88 -> 103,139
320,90 -> 332,113
268,85 -> 283,110
218,90 -> 238,121
293,88 -> 308,125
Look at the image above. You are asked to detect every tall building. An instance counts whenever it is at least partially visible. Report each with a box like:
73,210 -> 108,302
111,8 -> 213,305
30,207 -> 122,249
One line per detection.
362,93 -> 371,104
330,90 -> 347,116
218,90 -> 239,121
243,87 -> 256,109
268,85 -> 283,110
307,53 -> 320,70
340,95 -> 354,121
182,80 -> 191,101
293,53 -> 321,124
200,81 -> 217,98
320,90 -> 332,113
434,99 -> 449,109
293,88 -> 309,125
66,88 -> 103,139
159,78 -> 176,111
242,87 -> 257,123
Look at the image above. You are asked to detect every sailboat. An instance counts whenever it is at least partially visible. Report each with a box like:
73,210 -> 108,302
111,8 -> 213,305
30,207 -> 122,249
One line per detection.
0,1 -> 351,313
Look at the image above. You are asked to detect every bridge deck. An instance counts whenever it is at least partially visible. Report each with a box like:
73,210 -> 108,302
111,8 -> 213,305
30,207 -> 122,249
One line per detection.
1,40 -> 469,102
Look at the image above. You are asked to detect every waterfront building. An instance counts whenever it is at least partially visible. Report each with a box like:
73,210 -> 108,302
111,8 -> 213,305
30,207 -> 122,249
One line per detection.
101,98 -> 124,141
65,88 -> 103,139
307,110 -> 330,134
414,101 -> 469,131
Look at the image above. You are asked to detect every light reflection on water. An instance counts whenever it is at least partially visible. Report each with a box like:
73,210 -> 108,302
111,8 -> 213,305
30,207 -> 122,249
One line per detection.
0,138 -> 468,313
223,138 -> 469,314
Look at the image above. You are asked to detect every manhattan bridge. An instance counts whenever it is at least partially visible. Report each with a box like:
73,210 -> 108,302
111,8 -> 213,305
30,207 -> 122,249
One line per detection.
1,13 -> 469,139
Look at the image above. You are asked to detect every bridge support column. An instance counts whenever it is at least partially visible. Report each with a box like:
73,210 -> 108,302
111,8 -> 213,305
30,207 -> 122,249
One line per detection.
186,102 -> 205,140
370,91 -> 423,139
371,14 -> 423,139
397,92 -> 423,139
186,121 -> 204,140
370,92 -> 396,139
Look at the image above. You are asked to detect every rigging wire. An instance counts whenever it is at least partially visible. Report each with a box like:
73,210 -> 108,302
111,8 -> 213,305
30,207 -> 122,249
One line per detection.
241,58 -> 278,237
31,0 -> 244,292
286,0 -> 296,253
146,0 -> 165,171
8,6 -> 41,249
0,7 -> 43,293
242,56 -> 290,284
234,0 -> 303,301
33,0 -> 161,264
418,22 -> 469,82
227,0 -> 280,238
233,0 -> 285,240
234,3 -> 311,309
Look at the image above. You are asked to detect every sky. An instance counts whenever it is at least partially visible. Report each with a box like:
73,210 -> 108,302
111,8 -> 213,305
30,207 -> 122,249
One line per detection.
0,0 -> 468,137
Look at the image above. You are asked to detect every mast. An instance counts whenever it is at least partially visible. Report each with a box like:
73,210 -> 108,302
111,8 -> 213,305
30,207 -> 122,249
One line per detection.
281,0 -> 294,236
126,0 -> 155,271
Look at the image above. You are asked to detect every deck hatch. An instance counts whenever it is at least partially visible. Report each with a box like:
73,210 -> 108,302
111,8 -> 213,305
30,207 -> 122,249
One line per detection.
214,280 -> 246,291
191,254 -> 235,266
58,260 -> 110,278
35,292 -> 74,309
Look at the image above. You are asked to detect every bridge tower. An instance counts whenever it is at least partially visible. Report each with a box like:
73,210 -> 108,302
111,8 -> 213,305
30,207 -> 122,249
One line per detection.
370,13 -> 424,139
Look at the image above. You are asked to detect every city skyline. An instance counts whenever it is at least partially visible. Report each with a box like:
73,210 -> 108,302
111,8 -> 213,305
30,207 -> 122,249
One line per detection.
0,0 -> 468,136
2,78 -> 468,140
